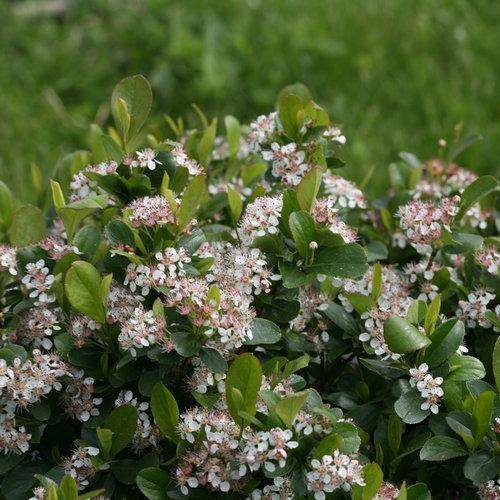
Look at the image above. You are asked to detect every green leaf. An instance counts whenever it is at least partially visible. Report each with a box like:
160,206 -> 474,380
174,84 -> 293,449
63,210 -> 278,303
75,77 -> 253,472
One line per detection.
136,467 -> 170,500
283,354 -> 310,379
423,319 -> 465,368
97,427 -> 113,460
419,436 -> 468,461
151,383 -> 179,443
65,261 -> 106,322
384,316 -> 431,354
60,475 -> 78,500
278,260 -> 312,288
227,187 -> 243,226
58,195 -> 108,241
178,175 -> 205,231
9,204 -> 46,246
0,180 -> 14,230
388,414 -> 402,455
297,167 -> 322,212
225,115 -> 241,159
406,300 -> 428,325
320,301 -> 358,335
278,93 -> 302,139
103,404 -> 138,457
246,318 -> 281,345
446,355 -> 485,382
105,220 -> 135,247
406,483 -> 431,500
360,358 -> 406,379
471,390 -> 495,447
447,133 -> 482,162
289,211 -> 316,258
463,452 -> 498,485
313,433 -> 343,459
310,243 -> 368,278
199,119 -> 217,167
170,331 -> 202,357
395,388 -> 430,424
275,391 -> 309,427
352,463 -> 383,500
454,175 -> 498,223
335,422 -> 361,453
111,75 -> 152,144
371,262 -> 382,302
226,353 -> 262,426
493,337 -> 500,392
424,294 -> 441,335
200,347 -> 228,373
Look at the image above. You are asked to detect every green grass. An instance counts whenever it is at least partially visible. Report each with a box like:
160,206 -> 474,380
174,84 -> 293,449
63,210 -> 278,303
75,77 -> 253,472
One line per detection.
1,0 -> 499,201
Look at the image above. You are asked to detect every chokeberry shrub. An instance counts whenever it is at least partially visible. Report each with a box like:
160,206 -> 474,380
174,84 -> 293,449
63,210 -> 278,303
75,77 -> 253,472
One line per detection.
0,76 -> 499,500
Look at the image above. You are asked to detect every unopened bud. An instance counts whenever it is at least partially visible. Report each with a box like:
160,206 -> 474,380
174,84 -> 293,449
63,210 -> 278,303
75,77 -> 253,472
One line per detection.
438,138 -> 447,147
309,241 -> 318,250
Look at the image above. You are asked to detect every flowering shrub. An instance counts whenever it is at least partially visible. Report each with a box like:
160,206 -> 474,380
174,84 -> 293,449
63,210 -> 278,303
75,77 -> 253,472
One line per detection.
0,75 -> 499,500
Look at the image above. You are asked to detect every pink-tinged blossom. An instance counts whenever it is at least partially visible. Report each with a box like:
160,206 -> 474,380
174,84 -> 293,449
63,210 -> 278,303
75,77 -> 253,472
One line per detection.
239,195 -> 283,245
114,390 -> 163,453
63,369 -> 102,422
166,140 -> 202,175
313,198 -> 357,242
0,351 -> 67,408
456,289 -> 496,329
478,479 -> 500,500
68,315 -> 101,348
0,401 -> 32,454
262,142 -> 309,186
69,161 -> 118,202
475,246 -> 500,275
323,126 -> 346,144
396,196 -> 460,254
21,259 -> 56,304
0,245 -> 17,276
306,452 -> 365,499
39,236 -> 80,260
409,363 -> 444,414
206,243 -> 280,296
375,482 -> 400,500
247,112 -> 282,152
16,306 -> 61,350
62,446 -> 100,490
107,283 -> 144,324
322,172 -> 366,209
118,306 -> 166,356
126,195 -> 177,228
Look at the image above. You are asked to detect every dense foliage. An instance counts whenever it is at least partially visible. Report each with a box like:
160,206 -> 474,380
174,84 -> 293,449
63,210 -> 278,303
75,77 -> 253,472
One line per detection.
0,76 -> 499,500
2,0 -> 500,201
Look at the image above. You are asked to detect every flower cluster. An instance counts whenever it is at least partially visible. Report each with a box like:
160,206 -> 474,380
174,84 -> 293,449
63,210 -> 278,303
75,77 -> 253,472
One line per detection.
396,196 -> 460,254
409,363 -> 444,414
322,172 -> 366,209
69,161 -> 118,202
126,195 -> 177,228
0,245 -> 17,276
239,194 -> 282,245
62,446 -> 100,490
262,142 -> 309,186
21,260 -> 56,304
306,452 -> 365,499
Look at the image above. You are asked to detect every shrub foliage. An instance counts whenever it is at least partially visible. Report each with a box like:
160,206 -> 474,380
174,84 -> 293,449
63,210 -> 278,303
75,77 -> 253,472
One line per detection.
0,76 -> 499,499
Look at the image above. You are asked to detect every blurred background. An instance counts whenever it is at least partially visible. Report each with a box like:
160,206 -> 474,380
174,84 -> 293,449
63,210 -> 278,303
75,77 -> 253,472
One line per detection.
1,0 -> 499,201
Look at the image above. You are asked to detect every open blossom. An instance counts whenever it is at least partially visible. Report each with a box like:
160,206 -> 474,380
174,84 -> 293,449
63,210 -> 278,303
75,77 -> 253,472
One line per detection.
118,306 -> 166,356
262,142 -> 309,186
136,148 -> 161,170
0,401 -> 32,454
336,266 -> 411,360
475,246 -> 499,274
239,195 -> 283,245
410,363 -> 444,414
456,289 -> 496,328
40,236 -> 80,260
322,172 -> 365,209
127,195 -> 177,228
115,390 -> 162,452
206,243 -> 280,296
21,260 -> 56,304
250,476 -> 294,500
313,197 -> 357,242
62,446 -> 100,490
247,112 -> 281,152
375,482 -> 400,500
306,452 -> 365,499
188,360 -> 226,394
0,351 -> 67,408
0,245 -> 17,275
68,315 -> 101,348
152,247 -> 191,287
16,306 -> 61,350
478,479 -> 500,500
323,126 -> 346,144
107,282 -> 143,323
165,140 -> 202,175
63,369 -> 102,422
70,161 -> 118,202
396,196 -> 460,254
291,284 -> 329,333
